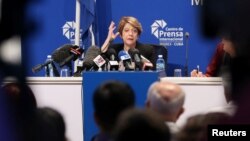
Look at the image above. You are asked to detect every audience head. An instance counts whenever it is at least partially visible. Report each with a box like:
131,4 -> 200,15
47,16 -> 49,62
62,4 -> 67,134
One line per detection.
146,81 -> 185,122
113,108 -> 171,141
0,82 -> 38,141
1,82 -> 37,118
176,112 -> 231,141
93,80 -> 135,133
35,107 -> 67,141
118,16 -> 142,36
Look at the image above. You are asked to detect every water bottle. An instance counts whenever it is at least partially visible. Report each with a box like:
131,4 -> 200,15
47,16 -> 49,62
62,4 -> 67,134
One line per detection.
156,55 -> 166,77
44,55 -> 54,77
156,55 -> 165,71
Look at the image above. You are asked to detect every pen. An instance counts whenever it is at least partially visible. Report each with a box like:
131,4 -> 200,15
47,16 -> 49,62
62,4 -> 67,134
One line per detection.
196,65 -> 199,74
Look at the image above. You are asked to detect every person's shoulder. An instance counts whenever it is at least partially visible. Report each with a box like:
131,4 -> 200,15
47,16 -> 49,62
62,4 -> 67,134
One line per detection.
136,42 -> 154,50
137,42 -> 153,47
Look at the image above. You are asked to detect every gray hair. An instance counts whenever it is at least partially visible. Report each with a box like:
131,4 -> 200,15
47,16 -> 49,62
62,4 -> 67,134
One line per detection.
147,82 -> 185,115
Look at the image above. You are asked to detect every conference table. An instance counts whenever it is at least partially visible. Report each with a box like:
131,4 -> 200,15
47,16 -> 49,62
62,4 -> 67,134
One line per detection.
4,76 -> 226,141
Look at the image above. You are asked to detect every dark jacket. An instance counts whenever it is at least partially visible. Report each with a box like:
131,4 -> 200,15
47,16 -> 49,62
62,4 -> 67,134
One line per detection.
107,42 -> 156,70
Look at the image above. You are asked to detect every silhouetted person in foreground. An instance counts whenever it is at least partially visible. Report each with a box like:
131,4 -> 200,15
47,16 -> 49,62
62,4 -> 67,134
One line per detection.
1,82 -> 37,141
176,112 -> 231,141
113,108 -> 171,141
92,80 -> 135,141
35,107 -> 67,141
202,0 -> 250,123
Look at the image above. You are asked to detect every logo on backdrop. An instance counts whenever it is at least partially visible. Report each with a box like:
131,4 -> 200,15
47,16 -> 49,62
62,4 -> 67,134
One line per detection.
151,19 -> 184,47
62,21 -> 83,46
191,0 -> 203,6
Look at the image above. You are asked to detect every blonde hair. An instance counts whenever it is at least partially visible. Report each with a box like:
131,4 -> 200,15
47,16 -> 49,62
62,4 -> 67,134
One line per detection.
118,16 -> 143,36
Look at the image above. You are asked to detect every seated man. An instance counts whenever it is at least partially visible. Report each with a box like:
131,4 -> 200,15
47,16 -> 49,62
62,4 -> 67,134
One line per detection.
146,81 -> 185,136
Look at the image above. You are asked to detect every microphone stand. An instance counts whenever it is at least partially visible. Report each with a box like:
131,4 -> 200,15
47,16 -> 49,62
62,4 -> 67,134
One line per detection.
65,62 -> 73,76
32,60 -> 59,76
44,62 -> 60,77
51,62 -> 60,77
184,33 -> 189,77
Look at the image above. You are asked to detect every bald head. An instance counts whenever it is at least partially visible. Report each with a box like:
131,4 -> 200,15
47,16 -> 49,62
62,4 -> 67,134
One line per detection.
146,81 -> 185,121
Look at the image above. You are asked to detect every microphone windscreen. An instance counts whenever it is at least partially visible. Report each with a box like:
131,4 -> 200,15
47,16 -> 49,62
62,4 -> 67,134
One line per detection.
70,46 -> 83,55
128,48 -> 140,56
71,47 -> 84,61
106,48 -> 117,61
84,45 -> 101,62
82,61 -> 95,70
52,44 -> 75,64
107,48 -> 117,56
128,48 -> 141,62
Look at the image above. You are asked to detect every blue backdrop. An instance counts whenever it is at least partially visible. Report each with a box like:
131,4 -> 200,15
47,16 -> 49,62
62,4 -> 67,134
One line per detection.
25,0 -> 219,76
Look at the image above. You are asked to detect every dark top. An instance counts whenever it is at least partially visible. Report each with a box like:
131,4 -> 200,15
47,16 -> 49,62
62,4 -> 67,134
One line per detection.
91,133 -> 111,141
205,42 -> 231,77
108,42 -> 156,70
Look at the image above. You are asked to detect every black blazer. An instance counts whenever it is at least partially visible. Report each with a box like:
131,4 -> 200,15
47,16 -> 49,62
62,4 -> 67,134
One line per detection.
107,42 -> 156,70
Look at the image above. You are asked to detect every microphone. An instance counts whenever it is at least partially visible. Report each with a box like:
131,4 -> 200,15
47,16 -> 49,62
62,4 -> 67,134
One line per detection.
80,61 -> 95,72
93,55 -> 106,69
32,58 -> 60,76
118,50 -> 131,60
106,48 -> 119,71
118,50 -> 134,71
184,32 -> 189,77
32,59 -> 53,73
128,48 -> 142,70
52,44 -> 73,64
77,45 -> 101,72
59,46 -> 84,67
84,45 -> 101,61
50,44 -> 76,76
74,60 -> 94,76
32,44 -> 76,76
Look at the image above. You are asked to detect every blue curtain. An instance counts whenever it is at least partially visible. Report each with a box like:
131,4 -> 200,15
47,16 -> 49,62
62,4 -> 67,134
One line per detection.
80,0 -> 99,49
